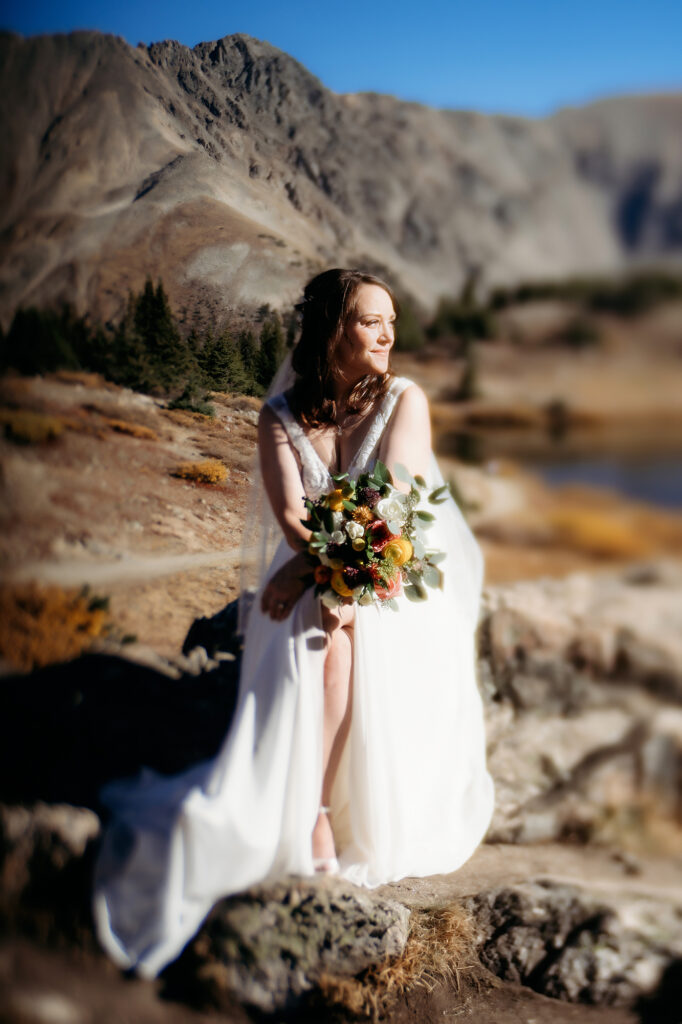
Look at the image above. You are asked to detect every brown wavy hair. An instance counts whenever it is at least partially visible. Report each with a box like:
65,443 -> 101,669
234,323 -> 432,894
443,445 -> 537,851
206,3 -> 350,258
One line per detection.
289,268 -> 400,428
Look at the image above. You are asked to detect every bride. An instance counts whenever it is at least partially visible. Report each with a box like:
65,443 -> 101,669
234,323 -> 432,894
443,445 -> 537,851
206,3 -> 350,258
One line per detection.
93,268 -> 494,978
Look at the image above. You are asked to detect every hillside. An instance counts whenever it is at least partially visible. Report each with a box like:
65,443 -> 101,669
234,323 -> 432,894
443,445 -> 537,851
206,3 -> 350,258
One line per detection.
1,30 -> 682,328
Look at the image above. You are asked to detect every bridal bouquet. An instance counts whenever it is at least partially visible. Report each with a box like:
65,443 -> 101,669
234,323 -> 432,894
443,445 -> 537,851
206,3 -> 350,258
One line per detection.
303,461 -> 450,610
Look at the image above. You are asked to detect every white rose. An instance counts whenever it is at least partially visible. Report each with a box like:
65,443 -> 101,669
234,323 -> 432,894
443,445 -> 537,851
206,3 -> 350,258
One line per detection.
320,589 -> 342,609
375,496 -> 406,524
345,521 -> 364,540
331,530 -> 345,545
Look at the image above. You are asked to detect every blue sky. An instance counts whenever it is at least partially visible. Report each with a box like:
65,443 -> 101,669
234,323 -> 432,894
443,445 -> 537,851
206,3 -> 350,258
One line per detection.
2,0 -> 681,116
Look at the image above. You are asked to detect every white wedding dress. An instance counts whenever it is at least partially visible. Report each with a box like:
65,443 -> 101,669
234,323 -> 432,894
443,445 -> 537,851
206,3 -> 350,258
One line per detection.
93,376 -> 494,977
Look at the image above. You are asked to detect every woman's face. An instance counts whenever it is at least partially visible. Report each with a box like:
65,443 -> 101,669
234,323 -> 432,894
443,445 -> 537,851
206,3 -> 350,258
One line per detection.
337,283 -> 396,382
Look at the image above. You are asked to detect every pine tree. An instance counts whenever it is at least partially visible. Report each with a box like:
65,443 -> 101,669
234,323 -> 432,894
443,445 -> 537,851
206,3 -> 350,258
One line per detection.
2,307 -> 79,375
238,328 -> 258,377
110,295 -> 154,391
256,316 -> 285,389
393,297 -> 425,352
133,279 -> 197,391
200,328 -> 249,393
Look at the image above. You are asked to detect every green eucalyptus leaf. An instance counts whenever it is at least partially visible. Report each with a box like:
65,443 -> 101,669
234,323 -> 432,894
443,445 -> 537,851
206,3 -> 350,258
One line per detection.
404,585 -> 427,602
414,474 -> 427,488
416,510 -> 435,524
412,536 -> 426,559
393,462 -> 414,485
428,484 -> 450,503
342,499 -> 357,512
422,564 -> 441,588
426,551 -> 447,564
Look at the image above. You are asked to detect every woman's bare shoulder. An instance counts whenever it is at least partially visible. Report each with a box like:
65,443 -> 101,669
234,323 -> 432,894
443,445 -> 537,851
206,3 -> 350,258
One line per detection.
258,399 -> 288,443
392,380 -> 430,418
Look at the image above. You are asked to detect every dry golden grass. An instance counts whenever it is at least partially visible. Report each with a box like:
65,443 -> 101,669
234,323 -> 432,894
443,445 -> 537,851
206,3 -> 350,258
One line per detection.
0,408 -> 66,443
0,582 -> 114,671
104,417 -> 159,441
162,408 -> 214,427
50,369 -> 113,389
208,392 -> 262,413
172,458 -> 229,484
316,903 -> 477,1021
546,505 -> 657,559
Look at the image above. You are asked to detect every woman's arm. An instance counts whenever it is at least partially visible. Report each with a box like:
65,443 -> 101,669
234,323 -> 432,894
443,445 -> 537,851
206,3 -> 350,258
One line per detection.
379,383 -> 432,489
257,403 -> 312,620
258,403 -> 311,550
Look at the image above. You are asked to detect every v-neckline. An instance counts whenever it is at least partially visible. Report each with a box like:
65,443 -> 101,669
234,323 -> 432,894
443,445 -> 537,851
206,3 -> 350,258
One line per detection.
281,390 -> 387,484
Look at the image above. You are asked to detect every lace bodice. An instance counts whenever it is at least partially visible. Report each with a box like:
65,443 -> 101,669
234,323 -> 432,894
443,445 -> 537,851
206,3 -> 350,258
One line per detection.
266,377 -> 413,499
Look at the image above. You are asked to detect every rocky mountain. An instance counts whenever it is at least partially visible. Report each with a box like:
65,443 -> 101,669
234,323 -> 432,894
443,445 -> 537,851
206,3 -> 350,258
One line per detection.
1,29 -> 682,328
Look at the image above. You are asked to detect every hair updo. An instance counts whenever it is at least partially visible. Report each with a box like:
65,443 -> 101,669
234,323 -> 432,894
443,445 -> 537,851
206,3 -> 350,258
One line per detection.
289,268 -> 400,428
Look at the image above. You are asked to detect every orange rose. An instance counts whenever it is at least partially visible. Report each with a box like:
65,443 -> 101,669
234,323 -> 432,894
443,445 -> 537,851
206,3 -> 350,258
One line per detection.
314,565 -> 332,584
374,572 -> 403,601
382,536 -> 413,566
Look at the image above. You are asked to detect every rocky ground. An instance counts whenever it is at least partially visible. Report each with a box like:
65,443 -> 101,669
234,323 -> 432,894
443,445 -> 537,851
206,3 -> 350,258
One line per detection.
0,366 -> 681,1022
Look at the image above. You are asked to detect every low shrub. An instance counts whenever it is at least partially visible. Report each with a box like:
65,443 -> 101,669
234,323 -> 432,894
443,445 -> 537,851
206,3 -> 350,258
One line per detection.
0,408 -> 65,443
104,418 -> 159,441
547,506 -> 654,559
173,459 -> 229,484
0,582 -> 115,671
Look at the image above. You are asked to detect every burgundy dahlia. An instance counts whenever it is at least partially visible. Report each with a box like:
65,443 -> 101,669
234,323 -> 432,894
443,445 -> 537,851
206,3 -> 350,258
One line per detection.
342,565 -> 371,588
356,486 -> 381,509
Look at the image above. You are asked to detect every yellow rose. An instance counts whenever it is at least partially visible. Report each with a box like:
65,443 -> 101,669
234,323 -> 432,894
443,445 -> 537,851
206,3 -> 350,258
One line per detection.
327,489 -> 345,511
382,536 -> 413,566
330,568 -> 354,597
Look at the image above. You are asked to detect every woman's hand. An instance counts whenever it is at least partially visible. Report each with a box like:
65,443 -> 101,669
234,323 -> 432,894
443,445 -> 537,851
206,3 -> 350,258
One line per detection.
261,550 -> 312,621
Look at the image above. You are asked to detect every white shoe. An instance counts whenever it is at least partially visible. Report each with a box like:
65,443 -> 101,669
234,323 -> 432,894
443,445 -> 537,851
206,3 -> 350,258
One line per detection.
313,856 -> 340,874
313,805 -> 338,874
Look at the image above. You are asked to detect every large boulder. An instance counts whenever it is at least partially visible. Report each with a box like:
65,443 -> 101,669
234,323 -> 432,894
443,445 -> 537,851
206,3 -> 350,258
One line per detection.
162,877 -> 410,1013
465,881 -> 682,1007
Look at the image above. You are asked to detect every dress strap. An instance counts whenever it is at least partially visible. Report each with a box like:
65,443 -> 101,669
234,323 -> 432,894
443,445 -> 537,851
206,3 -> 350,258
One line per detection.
266,393 -> 333,497
347,376 -> 413,477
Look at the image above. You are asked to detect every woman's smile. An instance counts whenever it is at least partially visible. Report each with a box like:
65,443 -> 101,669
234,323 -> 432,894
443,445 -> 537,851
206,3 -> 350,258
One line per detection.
339,282 -> 396,382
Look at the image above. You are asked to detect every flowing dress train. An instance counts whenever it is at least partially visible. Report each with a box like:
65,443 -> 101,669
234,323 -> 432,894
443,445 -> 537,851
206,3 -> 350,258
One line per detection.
93,375 -> 494,977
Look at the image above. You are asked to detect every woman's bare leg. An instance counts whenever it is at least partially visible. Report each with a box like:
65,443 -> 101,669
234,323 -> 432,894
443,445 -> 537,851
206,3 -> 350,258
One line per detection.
312,603 -> 354,861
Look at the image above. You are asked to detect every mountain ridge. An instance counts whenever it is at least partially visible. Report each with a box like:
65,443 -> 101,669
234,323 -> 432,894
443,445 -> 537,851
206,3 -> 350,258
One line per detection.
1,29 -> 681,327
